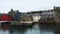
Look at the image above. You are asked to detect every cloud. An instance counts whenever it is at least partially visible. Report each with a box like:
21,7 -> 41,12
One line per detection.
0,0 -> 60,13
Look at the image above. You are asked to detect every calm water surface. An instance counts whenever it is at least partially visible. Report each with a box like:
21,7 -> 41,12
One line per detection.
0,24 -> 60,34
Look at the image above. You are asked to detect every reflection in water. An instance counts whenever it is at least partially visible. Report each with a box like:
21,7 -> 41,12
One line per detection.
39,24 -> 56,34
9,25 -> 33,34
9,24 -> 56,34
0,29 -> 9,34
0,24 -> 60,34
54,24 -> 60,34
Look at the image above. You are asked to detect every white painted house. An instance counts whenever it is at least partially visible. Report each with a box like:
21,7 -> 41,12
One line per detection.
41,10 -> 56,20
32,13 -> 41,22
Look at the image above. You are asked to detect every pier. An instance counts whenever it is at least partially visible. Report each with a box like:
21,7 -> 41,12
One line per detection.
0,21 -> 35,26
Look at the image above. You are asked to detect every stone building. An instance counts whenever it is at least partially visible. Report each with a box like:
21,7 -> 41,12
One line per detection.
8,9 -> 22,21
53,6 -> 60,23
41,10 -> 55,19
38,10 -> 56,23
20,14 -> 33,22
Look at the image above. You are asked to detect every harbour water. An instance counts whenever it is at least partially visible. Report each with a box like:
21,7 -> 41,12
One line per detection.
0,23 -> 60,34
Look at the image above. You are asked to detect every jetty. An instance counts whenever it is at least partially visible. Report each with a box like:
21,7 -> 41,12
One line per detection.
0,21 -> 35,26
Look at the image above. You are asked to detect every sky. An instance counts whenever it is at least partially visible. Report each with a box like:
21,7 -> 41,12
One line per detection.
0,0 -> 60,13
